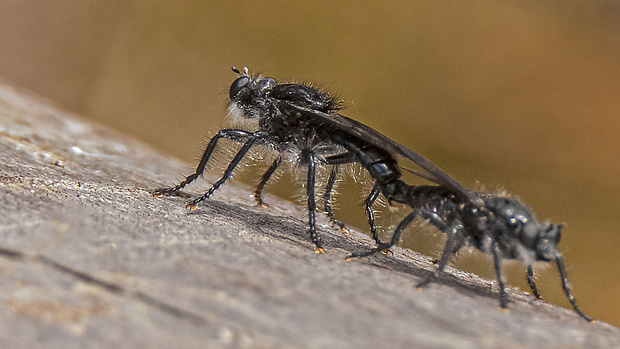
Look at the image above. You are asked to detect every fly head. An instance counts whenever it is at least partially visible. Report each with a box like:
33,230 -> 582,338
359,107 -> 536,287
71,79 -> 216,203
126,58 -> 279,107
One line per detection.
228,67 -> 278,126
533,222 -> 562,261
481,196 -> 561,261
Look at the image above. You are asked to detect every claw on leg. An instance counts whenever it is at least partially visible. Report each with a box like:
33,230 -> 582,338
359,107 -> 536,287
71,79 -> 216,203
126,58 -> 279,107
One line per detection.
314,246 -> 326,254
254,194 -> 269,208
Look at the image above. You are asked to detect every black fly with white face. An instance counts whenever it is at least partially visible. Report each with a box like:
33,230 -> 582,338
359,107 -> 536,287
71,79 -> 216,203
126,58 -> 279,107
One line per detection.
154,66 -> 469,252
154,67 -> 592,321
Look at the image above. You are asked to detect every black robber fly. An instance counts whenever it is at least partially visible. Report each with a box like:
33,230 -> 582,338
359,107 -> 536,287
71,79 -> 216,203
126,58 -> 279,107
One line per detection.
154,67 -> 471,252
154,67 -> 592,321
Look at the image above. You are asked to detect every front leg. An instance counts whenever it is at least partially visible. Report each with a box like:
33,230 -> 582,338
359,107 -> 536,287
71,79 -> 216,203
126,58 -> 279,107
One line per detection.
153,129 -> 255,196
491,240 -> 508,309
187,135 -> 261,209
554,255 -> 593,322
526,265 -> 542,299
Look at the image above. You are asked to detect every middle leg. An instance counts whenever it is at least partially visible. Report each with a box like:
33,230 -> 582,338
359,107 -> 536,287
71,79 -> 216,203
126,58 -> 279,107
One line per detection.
304,150 -> 324,253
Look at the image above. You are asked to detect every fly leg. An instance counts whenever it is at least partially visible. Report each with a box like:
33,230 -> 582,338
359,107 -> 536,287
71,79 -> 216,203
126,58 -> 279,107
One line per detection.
416,226 -> 464,288
347,210 -> 418,259
303,150 -> 324,253
187,136 -> 260,209
555,255 -> 593,322
323,165 -> 349,234
491,240 -> 509,309
364,183 -> 382,245
254,156 -> 282,207
526,265 -> 542,299
153,129 -> 255,196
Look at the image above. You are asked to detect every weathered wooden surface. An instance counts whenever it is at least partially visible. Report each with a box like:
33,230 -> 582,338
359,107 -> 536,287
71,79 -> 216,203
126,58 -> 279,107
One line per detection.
0,82 -> 618,349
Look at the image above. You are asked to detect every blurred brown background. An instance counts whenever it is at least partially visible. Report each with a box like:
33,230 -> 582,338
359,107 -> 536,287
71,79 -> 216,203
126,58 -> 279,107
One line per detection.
1,1 -> 619,326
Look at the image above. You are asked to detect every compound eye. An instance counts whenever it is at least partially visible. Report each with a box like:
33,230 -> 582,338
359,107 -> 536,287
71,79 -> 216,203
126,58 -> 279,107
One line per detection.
230,77 -> 250,99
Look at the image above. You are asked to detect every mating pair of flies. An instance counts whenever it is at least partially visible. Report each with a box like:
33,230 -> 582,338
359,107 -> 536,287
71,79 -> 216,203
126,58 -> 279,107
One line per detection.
154,67 -> 592,322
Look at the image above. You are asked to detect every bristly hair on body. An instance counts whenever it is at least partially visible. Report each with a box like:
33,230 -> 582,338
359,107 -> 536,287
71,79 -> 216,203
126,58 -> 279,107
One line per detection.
154,66 -> 593,322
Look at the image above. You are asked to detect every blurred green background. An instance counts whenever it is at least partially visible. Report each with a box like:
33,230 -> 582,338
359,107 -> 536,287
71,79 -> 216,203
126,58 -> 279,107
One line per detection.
1,1 -> 619,326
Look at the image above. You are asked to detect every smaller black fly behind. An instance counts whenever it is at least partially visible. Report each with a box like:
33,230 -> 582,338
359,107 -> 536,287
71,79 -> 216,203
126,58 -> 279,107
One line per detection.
348,183 -> 592,322
154,67 -> 592,321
